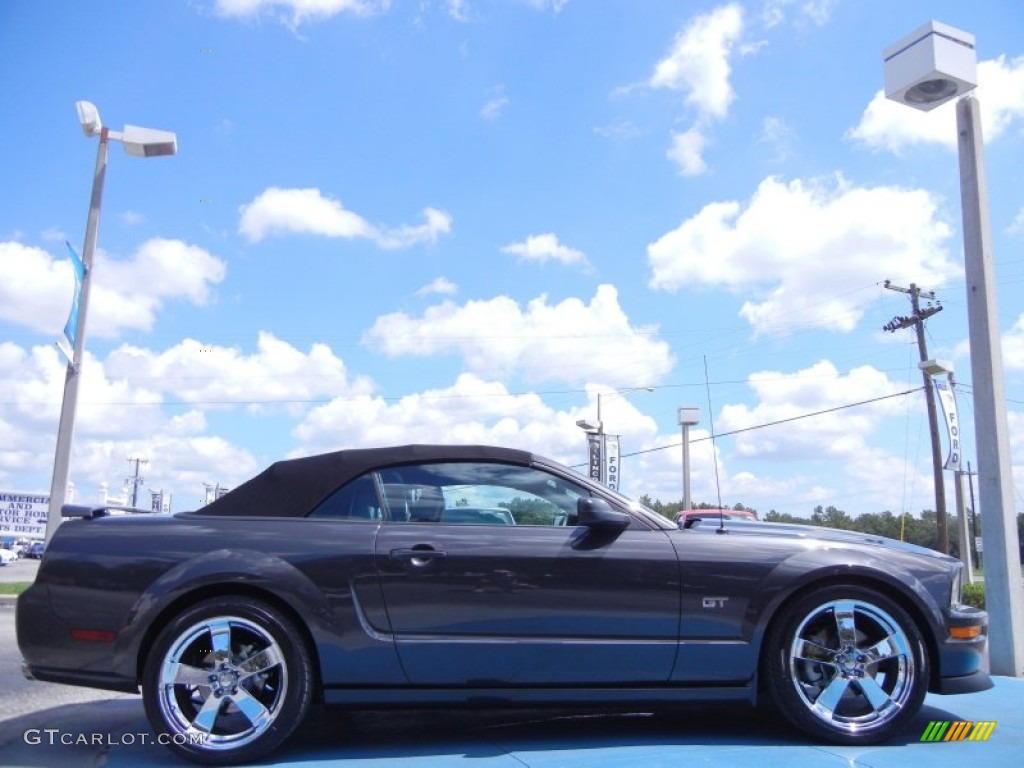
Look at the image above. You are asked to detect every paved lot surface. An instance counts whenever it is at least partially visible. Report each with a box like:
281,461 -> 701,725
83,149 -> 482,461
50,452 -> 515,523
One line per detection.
0,558 -> 38,584
0,679 -> 1021,767
2,576 -> 1020,767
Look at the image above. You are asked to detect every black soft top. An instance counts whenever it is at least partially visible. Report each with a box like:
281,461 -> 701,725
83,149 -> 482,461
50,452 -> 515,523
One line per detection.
190,444 -> 535,518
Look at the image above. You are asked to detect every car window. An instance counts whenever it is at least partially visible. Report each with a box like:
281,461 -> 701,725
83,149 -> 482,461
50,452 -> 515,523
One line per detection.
308,474 -> 382,520
377,462 -> 589,527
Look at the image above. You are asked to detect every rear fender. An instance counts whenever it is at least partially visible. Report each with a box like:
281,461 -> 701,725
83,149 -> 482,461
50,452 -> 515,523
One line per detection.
112,548 -> 332,681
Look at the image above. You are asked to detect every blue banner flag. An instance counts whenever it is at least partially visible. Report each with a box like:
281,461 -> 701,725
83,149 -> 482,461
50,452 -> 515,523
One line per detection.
60,241 -> 86,363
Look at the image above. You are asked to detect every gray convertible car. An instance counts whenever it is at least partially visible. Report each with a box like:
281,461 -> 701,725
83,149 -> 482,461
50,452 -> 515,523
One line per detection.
18,445 -> 990,764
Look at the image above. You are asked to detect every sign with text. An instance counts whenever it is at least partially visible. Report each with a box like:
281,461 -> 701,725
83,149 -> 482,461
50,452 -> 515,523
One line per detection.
605,435 -> 621,491
0,492 -> 48,540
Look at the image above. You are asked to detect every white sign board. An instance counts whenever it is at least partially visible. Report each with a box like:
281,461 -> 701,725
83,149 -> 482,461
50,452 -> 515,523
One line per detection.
0,492 -> 48,540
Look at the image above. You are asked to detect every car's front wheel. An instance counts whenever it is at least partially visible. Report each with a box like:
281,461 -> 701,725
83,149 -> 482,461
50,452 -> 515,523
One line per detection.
142,597 -> 313,765
763,585 -> 928,744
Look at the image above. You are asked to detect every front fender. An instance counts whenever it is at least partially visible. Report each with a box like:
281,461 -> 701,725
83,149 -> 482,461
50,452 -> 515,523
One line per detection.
746,546 -> 949,650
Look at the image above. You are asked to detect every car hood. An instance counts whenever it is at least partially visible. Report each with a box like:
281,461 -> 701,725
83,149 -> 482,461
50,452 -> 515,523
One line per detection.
687,518 -> 954,563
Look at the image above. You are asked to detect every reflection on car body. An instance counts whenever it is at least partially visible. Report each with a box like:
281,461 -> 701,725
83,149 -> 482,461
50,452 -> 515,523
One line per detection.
17,444 -> 991,766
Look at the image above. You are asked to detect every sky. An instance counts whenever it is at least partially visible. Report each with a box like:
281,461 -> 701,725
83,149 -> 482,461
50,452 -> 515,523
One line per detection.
1,0 -> 1022,519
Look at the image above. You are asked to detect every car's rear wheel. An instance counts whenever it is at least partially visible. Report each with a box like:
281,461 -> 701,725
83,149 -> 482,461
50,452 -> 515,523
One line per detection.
763,585 -> 928,744
143,597 -> 313,765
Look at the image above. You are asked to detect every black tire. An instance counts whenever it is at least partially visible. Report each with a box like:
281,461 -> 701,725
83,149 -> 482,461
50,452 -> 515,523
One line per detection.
762,584 -> 928,745
142,597 -> 313,765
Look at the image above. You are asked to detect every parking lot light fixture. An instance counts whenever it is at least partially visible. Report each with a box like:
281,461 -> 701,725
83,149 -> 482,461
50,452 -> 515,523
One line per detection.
883,23 -> 1024,677
45,102 -> 177,544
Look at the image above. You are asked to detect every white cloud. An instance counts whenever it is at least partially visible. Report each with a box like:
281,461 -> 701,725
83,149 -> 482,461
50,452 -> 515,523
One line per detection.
293,373 -> 577,457
238,187 -> 374,241
715,360 -> 932,510
416,277 -> 458,297
0,242 -> 73,335
848,56 -> 1024,153
647,3 -> 744,120
481,95 -> 509,120
761,0 -> 836,28
119,211 -> 146,226
363,284 -> 674,386
214,0 -> 390,26
104,332 -> 373,411
447,0 -> 470,22
593,121 -> 645,140
525,0 -> 569,12
647,175 -> 959,335
501,233 -> 588,268
1010,208 -> 1024,235
238,187 -> 451,249
0,335 -> 365,502
757,116 -> 792,162
376,207 -> 453,249
667,127 -> 709,176
1003,314 -> 1024,371
0,238 -> 226,339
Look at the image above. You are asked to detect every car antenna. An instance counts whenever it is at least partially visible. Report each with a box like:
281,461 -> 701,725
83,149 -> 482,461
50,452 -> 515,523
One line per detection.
703,356 -> 726,534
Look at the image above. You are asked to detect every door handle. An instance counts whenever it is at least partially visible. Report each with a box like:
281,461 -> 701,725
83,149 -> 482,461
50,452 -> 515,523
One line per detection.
390,547 -> 447,565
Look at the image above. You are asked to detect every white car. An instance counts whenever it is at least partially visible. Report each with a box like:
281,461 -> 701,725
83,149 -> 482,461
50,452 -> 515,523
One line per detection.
0,548 -> 17,565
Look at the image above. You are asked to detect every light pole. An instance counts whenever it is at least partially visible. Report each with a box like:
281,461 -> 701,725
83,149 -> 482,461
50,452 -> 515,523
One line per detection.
677,407 -> 700,511
575,387 -> 652,487
884,21 -> 1024,676
45,102 -> 177,543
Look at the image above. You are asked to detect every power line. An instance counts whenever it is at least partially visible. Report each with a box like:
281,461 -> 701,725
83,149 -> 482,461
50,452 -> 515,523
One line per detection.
618,387 -> 923,459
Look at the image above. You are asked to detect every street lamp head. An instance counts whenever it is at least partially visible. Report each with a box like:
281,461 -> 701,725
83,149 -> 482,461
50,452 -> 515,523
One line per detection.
575,419 -> 600,433
919,359 -> 954,377
677,406 -> 700,427
76,101 -> 103,137
121,125 -> 178,157
883,21 -> 977,112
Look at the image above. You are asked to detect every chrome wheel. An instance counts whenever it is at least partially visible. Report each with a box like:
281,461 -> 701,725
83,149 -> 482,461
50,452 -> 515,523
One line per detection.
144,598 -> 312,765
764,586 -> 927,744
789,599 -> 914,732
157,615 -> 287,749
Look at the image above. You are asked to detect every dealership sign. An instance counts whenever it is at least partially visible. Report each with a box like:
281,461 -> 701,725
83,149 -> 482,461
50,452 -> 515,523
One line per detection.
0,492 -> 48,540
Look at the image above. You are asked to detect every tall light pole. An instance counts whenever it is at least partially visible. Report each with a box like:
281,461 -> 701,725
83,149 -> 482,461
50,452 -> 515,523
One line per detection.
45,102 -> 177,543
575,386 -> 652,487
677,407 -> 700,511
884,21 -> 1024,676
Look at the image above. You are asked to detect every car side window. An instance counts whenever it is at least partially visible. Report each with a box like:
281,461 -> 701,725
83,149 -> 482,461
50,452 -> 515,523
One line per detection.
308,474 -> 382,520
377,462 -> 589,527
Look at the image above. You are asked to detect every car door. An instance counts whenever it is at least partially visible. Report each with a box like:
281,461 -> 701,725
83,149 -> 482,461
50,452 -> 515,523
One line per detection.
373,461 -> 680,686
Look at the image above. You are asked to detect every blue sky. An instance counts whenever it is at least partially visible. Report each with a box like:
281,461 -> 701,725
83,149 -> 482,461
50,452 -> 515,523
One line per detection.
1,0 -> 1022,517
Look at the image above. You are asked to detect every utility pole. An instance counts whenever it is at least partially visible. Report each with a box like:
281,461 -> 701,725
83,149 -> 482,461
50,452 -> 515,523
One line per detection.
126,456 -> 148,508
883,281 -> 949,554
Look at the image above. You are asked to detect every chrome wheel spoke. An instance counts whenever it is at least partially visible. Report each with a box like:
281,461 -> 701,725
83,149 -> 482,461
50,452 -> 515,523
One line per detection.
169,661 -> 213,687
813,675 -> 850,717
863,632 -> 908,663
793,637 -> 836,664
229,687 -> 273,729
833,600 -> 859,649
239,644 -> 284,681
209,619 -> 234,658
858,674 -> 894,712
191,693 -> 225,734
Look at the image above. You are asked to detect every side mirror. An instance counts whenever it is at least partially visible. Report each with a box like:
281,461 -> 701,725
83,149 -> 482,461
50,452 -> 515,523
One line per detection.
576,497 -> 630,532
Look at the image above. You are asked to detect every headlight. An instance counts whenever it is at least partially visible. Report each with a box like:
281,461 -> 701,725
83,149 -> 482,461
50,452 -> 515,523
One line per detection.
951,564 -> 963,607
